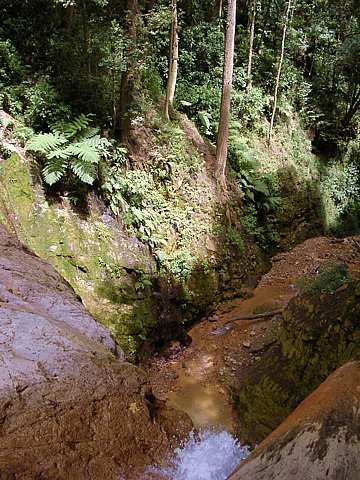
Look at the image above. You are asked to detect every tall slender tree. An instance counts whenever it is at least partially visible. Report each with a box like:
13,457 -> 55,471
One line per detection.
219,0 -> 223,18
164,0 -> 179,120
216,0 -> 237,187
246,0 -> 256,91
119,0 -> 138,142
268,0 -> 292,143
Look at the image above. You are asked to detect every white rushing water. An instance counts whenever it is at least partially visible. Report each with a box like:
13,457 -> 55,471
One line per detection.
146,430 -> 250,480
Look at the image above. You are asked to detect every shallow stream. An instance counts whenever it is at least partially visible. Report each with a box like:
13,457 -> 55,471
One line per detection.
145,283 -> 294,479
146,430 -> 249,480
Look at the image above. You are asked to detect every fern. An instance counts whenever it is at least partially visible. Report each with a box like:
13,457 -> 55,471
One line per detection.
27,132 -> 67,153
43,157 -> 68,185
61,114 -> 92,139
84,135 -> 111,149
26,114 -> 110,186
47,146 -> 72,160
67,143 -> 98,164
75,126 -> 100,141
70,157 -> 97,184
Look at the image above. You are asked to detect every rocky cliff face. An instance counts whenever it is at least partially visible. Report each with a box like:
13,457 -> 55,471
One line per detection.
0,226 -> 191,479
228,361 -> 360,480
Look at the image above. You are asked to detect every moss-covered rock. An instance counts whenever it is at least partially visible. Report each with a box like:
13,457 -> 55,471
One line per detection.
230,361 -> 360,480
0,152 -> 158,356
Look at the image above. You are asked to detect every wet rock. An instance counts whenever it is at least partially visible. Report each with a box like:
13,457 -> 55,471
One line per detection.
0,226 -> 192,479
228,361 -> 360,480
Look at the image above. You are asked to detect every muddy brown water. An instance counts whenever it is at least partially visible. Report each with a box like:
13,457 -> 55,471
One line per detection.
150,283 -> 294,433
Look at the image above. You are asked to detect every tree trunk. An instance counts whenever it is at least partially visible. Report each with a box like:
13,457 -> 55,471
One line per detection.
268,0 -> 292,143
119,0 -> 138,142
246,0 -> 256,91
216,0 -> 237,187
164,0 -> 179,121
219,0 -> 223,18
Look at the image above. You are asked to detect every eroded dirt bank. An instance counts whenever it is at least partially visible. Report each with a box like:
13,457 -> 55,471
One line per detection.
0,226 -> 192,479
145,236 -> 360,439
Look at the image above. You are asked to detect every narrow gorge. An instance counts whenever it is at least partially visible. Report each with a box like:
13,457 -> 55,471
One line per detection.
1,0 -> 360,478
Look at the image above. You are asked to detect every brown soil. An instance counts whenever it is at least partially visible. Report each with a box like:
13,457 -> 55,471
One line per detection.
145,235 -> 360,436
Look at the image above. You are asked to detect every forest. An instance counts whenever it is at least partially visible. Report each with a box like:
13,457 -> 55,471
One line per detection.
1,1 -> 359,209
1,1 -> 360,479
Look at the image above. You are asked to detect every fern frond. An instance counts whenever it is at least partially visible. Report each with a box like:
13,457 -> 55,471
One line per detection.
74,127 -> 100,141
26,133 -> 67,154
62,114 -> 92,139
42,157 -> 68,185
70,157 -> 97,184
85,135 -> 111,149
47,146 -> 73,160
68,142 -> 100,164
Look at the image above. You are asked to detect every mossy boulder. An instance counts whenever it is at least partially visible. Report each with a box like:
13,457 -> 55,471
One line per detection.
234,277 -> 360,445
229,361 -> 360,480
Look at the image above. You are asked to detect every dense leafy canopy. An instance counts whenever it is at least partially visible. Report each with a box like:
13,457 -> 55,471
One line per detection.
1,0 -> 359,230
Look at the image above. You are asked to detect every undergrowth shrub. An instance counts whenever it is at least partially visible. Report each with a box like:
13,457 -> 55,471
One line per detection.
23,77 -> 72,131
321,161 -> 360,234
102,118 -> 209,281
296,262 -> 350,295
228,135 -> 282,248
232,87 -> 271,131
0,41 -> 71,129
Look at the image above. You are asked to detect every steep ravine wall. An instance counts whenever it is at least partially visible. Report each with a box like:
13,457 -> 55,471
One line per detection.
0,110 -> 326,359
0,121 -> 264,358
234,272 -> 360,445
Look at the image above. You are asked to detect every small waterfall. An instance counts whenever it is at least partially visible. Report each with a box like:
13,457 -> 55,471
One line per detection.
146,430 -> 249,480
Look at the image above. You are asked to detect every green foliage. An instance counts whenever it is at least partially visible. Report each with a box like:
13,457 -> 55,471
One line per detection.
227,135 -> 282,248
0,40 -> 24,85
296,262 -> 350,296
0,42 -> 72,130
0,142 -> 12,160
103,167 -> 166,249
23,77 -> 72,130
26,115 -> 111,185
224,226 -> 245,252
14,126 -> 34,145
321,160 -> 360,234
0,117 -> 14,131
232,87 -> 271,131
102,117 -> 212,281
